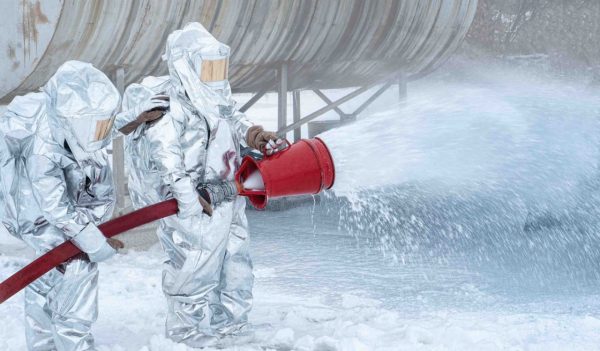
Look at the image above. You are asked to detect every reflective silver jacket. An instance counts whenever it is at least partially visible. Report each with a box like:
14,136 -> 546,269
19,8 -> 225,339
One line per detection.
122,76 -> 252,210
0,94 -> 114,254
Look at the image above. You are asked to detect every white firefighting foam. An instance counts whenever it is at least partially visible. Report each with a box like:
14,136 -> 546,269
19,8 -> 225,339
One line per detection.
320,77 -> 600,204
242,171 -> 265,190
3,71 -> 600,350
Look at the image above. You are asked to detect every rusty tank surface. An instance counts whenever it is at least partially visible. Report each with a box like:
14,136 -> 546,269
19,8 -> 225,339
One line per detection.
1,0 -> 477,102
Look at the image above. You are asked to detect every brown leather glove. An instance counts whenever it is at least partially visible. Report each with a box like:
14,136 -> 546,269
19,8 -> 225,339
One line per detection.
198,195 -> 213,217
246,125 -> 280,152
119,95 -> 169,135
107,238 -> 125,250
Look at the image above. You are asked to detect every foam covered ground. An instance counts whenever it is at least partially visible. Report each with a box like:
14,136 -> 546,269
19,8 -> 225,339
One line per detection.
3,70 -> 600,350
2,207 -> 600,351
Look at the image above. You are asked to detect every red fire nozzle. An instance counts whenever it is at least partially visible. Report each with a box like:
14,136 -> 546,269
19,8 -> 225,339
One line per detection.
236,137 -> 335,209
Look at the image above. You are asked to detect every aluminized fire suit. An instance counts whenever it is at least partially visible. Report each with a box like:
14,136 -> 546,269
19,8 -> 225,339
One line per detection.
122,23 -> 255,346
0,61 -> 121,351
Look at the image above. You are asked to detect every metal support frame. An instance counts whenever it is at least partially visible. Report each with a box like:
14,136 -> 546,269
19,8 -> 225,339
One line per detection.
278,76 -> 398,135
112,67 -> 127,217
240,89 -> 267,113
352,81 -> 394,116
233,68 -> 404,139
312,89 -> 351,121
398,71 -> 407,103
278,84 -> 373,134
312,81 -> 393,123
277,63 -> 288,132
292,90 -> 301,141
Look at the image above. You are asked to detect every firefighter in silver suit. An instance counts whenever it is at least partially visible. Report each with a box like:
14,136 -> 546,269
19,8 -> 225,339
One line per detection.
121,23 -> 280,347
0,61 -> 129,351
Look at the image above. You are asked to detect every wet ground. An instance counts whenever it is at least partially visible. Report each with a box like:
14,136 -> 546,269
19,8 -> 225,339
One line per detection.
2,198 -> 600,350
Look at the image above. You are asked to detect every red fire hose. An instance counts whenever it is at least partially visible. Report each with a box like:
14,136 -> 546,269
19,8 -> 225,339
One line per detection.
0,137 -> 336,305
0,199 -> 179,304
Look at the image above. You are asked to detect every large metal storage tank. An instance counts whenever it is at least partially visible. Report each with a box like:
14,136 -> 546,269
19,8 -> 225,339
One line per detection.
1,0 -> 477,102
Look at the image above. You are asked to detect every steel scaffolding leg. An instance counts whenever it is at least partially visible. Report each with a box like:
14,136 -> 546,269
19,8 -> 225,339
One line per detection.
279,84 -> 374,134
292,90 -> 301,141
313,81 -> 393,123
312,89 -> 351,121
112,67 -> 127,217
277,63 -> 288,133
398,72 -> 407,103
240,89 -> 267,113
351,81 -> 394,117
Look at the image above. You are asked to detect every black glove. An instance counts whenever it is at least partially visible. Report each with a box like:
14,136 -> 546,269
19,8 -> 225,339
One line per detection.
198,181 -> 240,207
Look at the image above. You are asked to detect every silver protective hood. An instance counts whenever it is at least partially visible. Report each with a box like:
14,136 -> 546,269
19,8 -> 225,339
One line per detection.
43,60 -> 120,154
164,22 -> 236,123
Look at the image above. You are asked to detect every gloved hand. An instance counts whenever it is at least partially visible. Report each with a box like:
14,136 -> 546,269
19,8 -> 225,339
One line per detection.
198,195 -> 213,217
71,223 -> 124,263
198,181 -> 240,207
246,125 -> 284,155
108,238 -> 125,250
118,95 -> 170,135
172,176 -> 213,218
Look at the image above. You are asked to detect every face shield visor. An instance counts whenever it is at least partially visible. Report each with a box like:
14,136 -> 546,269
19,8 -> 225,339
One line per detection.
63,113 -> 115,152
193,53 -> 229,91
170,50 -> 235,120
